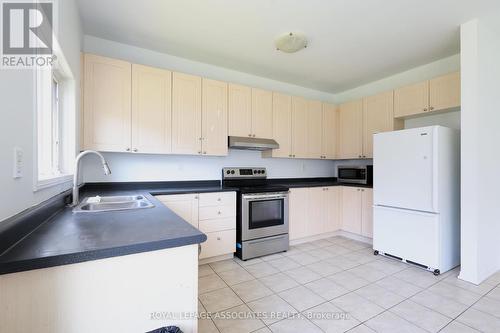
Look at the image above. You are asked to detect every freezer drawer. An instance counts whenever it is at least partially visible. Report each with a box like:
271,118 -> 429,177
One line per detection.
373,206 -> 439,269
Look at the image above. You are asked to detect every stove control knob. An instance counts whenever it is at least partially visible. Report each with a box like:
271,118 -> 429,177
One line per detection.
253,170 -> 257,174
231,170 -> 235,174
226,170 -> 231,174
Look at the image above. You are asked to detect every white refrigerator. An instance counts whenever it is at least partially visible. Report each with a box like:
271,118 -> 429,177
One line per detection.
373,126 -> 460,275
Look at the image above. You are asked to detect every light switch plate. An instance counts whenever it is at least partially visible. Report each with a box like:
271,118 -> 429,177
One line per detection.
13,147 -> 23,178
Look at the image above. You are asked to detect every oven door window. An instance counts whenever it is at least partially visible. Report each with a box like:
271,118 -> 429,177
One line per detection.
248,199 -> 284,229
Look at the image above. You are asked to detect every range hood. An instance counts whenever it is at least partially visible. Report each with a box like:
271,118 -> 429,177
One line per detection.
228,136 -> 279,151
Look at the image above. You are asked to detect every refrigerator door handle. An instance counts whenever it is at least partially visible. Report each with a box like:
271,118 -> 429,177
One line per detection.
374,205 -> 439,216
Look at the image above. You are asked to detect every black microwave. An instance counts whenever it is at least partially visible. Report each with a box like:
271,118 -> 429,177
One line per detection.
337,165 -> 373,185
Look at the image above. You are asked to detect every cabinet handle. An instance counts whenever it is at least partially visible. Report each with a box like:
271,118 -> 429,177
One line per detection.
126,148 -> 131,152
133,148 -> 138,152
248,134 -> 252,137
218,211 -> 222,215
430,106 -> 434,111
358,155 -> 362,158
198,244 -> 201,256
293,155 -> 296,158
198,151 -> 201,154
217,237 -> 221,241
424,108 -> 428,111
217,198 -> 221,201
289,154 -> 292,157
203,151 -> 207,154
253,134 -> 256,137
194,196 -> 199,199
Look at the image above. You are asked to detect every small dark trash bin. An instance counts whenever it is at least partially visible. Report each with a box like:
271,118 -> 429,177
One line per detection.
146,326 -> 183,333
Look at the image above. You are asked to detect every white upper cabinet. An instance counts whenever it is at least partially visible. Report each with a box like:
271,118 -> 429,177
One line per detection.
228,85 -> 273,139
429,72 -> 460,112
394,71 -> 460,118
394,81 -> 429,118
270,92 -> 292,158
131,64 -> 172,154
171,72 -> 202,155
251,88 -> 273,138
201,79 -> 228,156
338,100 -> 363,159
306,100 -> 323,159
363,91 -> 402,158
228,83 -> 252,137
84,54 -> 131,152
322,103 -> 338,159
291,96 -> 308,158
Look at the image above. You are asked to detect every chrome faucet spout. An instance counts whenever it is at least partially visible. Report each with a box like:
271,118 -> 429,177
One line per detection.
72,150 -> 111,207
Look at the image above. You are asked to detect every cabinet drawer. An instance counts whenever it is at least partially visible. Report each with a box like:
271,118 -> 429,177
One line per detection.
199,229 -> 236,259
198,192 -> 235,207
199,217 -> 236,233
199,204 -> 235,220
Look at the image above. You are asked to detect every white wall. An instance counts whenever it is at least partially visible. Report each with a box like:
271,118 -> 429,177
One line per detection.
459,16 -> 500,284
0,0 -> 82,221
83,150 -> 335,183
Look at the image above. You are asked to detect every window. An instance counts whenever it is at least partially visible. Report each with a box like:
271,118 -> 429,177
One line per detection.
35,39 -> 75,190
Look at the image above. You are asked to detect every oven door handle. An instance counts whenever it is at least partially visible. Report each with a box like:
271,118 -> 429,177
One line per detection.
242,193 -> 288,200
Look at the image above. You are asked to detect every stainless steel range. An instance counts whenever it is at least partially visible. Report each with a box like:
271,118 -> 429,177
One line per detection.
222,167 -> 289,260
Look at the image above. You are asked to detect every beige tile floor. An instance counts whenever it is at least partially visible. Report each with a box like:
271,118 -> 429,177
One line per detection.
198,236 -> 500,333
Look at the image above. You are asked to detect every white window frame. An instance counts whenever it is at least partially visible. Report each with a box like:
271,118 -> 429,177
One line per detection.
34,37 -> 76,191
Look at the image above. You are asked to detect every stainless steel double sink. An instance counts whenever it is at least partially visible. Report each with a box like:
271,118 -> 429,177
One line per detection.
72,195 -> 154,213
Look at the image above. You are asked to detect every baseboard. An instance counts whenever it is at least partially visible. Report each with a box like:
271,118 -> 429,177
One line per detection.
199,253 -> 233,265
290,230 -> 373,246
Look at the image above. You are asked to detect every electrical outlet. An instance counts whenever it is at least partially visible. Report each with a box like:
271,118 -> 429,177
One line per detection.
13,147 -> 23,178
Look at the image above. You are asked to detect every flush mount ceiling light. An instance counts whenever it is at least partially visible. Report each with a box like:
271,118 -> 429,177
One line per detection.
275,32 -> 308,53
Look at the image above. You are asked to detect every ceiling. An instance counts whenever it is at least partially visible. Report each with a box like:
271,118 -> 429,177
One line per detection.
76,0 -> 500,93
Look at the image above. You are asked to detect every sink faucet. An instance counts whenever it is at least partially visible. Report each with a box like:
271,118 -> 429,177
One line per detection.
72,150 -> 111,206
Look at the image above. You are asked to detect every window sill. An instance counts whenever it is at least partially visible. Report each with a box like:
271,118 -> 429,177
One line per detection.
34,174 -> 73,192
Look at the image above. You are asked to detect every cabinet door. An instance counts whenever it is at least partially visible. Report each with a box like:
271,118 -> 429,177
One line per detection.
394,81 -> 429,118
429,72 -> 460,112
363,91 -> 396,158
172,72 -> 202,155
271,92 -> 292,158
202,78 -> 228,156
156,194 -> 199,228
84,54 -> 131,152
251,88 -> 273,138
341,187 -> 362,234
291,96 -> 308,158
322,103 -> 338,159
131,64 -> 172,154
361,188 -> 374,238
306,100 -> 323,159
228,84 -> 252,137
325,187 -> 341,233
338,100 -> 363,159
307,187 -> 326,236
289,188 -> 308,240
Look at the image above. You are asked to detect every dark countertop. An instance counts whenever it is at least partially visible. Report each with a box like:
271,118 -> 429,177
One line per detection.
0,178 -> 370,275
268,178 -> 373,189
0,181 -> 237,275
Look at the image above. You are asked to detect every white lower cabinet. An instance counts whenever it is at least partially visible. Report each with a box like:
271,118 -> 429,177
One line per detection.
341,187 -> 373,237
289,186 -> 371,241
156,192 -> 236,260
289,186 -> 340,240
